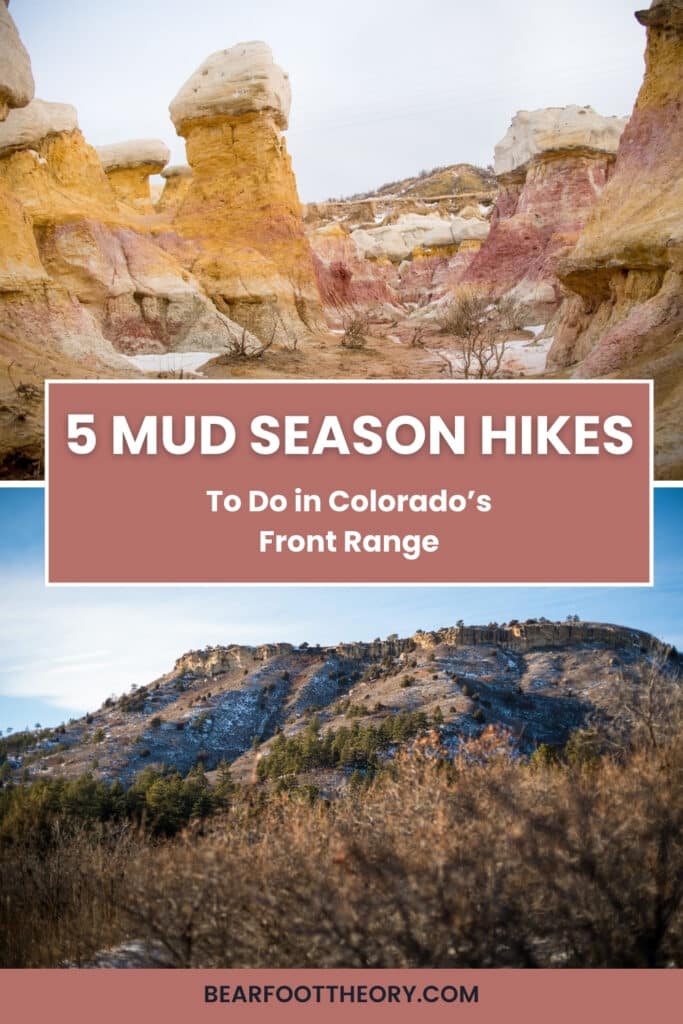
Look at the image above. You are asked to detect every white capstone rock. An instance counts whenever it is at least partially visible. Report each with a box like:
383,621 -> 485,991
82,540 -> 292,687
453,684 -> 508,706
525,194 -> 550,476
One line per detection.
97,139 -> 170,172
351,213 -> 489,261
161,163 -> 192,179
0,98 -> 78,157
169,41 -> 291,133
494,106 -> 628,177
0,2 -> 34,120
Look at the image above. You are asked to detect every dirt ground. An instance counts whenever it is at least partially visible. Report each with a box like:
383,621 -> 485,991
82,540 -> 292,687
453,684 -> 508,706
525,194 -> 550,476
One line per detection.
201,327 -> 442,380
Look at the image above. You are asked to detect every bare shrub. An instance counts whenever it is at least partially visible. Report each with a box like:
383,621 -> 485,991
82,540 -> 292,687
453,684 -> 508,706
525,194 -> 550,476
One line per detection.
431,287 -> 518,379
599,660 -> 683,759
0,823 -> 137,967
227,323 -> 275,360
7,360 -> 42,403
409,326 -> 425,348
120,730 -> 683,968
341,313 -> 370,350
288,273 -> 316,333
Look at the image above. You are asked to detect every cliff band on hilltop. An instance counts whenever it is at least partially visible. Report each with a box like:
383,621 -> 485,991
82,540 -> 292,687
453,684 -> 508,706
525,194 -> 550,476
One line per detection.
4,619 -> 676,787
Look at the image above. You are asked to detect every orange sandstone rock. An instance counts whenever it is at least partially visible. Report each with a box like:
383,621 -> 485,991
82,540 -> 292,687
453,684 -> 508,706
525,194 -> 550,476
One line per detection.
0,101 -> 257,358
0,102 -> 120,225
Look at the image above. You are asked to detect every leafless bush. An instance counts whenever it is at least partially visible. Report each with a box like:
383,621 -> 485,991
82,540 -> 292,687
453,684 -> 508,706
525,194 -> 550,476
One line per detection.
225,321 -> 276,361
7,360 -> 41,402
497,294 -> 525,333
288,273 -> 316,334
599,660 -> 682,759
431,287 -> 516,379
341,312 -> 370,350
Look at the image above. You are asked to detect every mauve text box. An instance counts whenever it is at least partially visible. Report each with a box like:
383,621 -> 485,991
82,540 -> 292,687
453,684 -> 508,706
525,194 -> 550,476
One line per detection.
46,381 -> 651,585
1,967 -> 679,1024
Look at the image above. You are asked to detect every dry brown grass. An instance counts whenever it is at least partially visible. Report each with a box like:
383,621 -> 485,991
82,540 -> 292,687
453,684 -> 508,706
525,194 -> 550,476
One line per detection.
0,822 -> 139,967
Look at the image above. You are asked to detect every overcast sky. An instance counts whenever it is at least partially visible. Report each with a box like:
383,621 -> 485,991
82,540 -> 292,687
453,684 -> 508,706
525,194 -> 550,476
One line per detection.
11,0 -> 646,200
0,488 -> 680,734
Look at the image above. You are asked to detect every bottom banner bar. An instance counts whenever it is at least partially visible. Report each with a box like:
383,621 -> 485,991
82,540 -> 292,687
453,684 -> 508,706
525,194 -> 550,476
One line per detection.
1,969 -> 679,1022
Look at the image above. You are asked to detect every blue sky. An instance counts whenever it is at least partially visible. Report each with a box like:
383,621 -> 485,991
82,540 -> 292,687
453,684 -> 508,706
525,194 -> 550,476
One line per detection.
11,0 -> 646,200
0,487 -> 680,735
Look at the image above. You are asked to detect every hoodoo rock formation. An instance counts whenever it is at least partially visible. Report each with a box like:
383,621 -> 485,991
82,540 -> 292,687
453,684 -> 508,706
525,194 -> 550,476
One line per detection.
0,100 -> 137,368
0,100 -> 121,223
460,106 -> 627,318
0,100 -> 253,358
97,139 -> 170,213
547,0 -> 683,476
168,41 -> 322,342
157,164 -> 192,214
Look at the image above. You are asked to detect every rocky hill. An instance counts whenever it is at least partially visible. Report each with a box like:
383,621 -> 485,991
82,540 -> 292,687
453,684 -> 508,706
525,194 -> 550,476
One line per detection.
3,619 -> 677,791
344,163 -> 497,201
304,162 -> 497,227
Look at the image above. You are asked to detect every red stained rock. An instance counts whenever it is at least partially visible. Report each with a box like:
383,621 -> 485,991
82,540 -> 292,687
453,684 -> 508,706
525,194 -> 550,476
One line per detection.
459,153 -> 617,315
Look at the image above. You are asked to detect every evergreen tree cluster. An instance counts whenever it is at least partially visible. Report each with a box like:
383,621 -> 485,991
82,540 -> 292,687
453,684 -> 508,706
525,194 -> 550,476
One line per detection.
257,709 -> 435,781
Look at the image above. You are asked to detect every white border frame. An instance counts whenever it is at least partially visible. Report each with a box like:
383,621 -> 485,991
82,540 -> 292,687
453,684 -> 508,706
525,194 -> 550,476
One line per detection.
42,377 -> 656,589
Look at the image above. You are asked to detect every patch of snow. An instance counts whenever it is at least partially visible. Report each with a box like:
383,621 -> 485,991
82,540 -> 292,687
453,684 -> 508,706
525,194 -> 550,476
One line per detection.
81,939 -> 174,969
500,337 -> 553,376
123,352 -> 216,375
